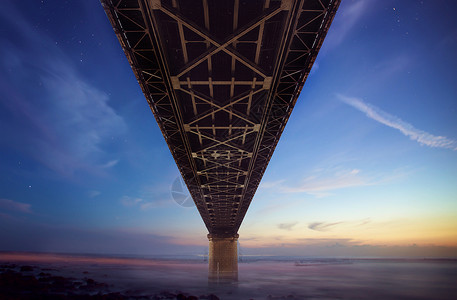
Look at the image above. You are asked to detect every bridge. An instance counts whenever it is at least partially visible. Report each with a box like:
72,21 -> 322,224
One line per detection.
102,0 -> 340,280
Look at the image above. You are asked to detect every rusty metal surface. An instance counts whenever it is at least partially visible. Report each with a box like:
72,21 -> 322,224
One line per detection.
101,0 -> 340,237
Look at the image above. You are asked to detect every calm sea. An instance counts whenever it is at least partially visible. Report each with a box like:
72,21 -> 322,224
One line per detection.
1,253 -> 456,299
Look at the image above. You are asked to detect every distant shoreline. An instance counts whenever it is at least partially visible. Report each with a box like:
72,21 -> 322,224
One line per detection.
1,251 -> 456,263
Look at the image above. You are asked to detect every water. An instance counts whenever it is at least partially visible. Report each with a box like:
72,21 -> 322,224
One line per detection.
238,258 -> 457,299
1,253 -> 456,299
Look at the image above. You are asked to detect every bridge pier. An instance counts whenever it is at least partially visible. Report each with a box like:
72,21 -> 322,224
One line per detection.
207,233 -> 238,283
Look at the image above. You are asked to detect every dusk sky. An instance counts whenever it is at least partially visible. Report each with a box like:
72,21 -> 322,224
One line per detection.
1,0 -> 456,257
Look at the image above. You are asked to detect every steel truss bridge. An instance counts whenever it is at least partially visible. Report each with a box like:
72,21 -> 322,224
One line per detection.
102,0 -> 339,240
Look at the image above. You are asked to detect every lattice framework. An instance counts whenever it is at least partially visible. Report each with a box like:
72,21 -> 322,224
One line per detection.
102,0 -> 340,236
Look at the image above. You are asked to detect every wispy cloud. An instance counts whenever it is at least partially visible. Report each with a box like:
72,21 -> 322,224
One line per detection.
261,168 -> 369,197
119,178 -> 179,211
120,195 -> 169,211
308,219 -> 370,232
120,196 -> 143,207
260,165 -> 409,198
278,222 -> 298,231
88,191 -> 101,198
283,168 -> 365,195
251,199 -> 301,217
0,3 -> 126,177
241,238 -> 457,257
338,94 -> 457,150
308,221 -> 344,232
0,198 -> 32,214
259,180 -> 285,189
101,159 -> 119,169
325,0 -> 373,50
373,55 -> 411,80
139,202 -> 157,211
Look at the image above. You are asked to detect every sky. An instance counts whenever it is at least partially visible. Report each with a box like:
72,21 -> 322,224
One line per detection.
0,0 -> 456,257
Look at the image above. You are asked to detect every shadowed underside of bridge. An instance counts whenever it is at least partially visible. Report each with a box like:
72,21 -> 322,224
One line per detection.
102,0 -> 339,280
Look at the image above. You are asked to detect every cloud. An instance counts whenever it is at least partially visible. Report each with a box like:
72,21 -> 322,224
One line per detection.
373,55 -> 411,79
241,238 -> 457,257
260,166 -> 408,198
308,219 -> 372,232
0,3 -> 126,176
278,222 -> 298,231
338,94 -> 457,151
308,219 -> 373,233
312,0 -> 377,75
324,0 -> 372,50
88,190 -> 101,198
101,159 -> 119,168
308,221 -> 344,232
120,195 -> 168,210
120,196 -> 143,207
0,198 -> 32,214
251,199 -> 301,217
139,201 -> 157,211
259,180 -> 285,189
279,168 -> 368,196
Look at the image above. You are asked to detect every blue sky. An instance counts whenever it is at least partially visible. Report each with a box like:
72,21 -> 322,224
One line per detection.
1,0 -> 456,257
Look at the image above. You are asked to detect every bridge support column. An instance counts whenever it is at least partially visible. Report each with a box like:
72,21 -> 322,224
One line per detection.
207,233 -> 238,283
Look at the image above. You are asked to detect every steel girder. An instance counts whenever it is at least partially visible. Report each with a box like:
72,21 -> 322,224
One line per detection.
101,0 -> 340,237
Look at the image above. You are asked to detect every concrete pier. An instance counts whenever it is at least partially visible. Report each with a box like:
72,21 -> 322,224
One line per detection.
208,233 -> 238,282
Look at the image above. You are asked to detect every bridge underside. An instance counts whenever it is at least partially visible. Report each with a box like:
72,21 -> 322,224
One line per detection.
102,0 -> 339,277
103,0 -> 339,236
